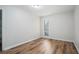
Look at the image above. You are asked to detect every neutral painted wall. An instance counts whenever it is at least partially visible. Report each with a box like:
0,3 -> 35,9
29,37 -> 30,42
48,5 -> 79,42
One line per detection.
0,6 -> 40,50
74,6 -> 79,53
41,11 -> 74,42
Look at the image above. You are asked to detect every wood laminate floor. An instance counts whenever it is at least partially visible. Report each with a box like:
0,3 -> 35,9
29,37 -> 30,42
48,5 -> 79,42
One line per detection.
0,38 -> 78,54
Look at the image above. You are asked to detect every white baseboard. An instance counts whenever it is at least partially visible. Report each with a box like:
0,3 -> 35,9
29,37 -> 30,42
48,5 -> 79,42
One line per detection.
41,36 -> 73,42
42,36 -> 79,53
73,41 -> 79,53
3,36 -> 41,51
75,45 -> 79,53
3,35 -> 75,52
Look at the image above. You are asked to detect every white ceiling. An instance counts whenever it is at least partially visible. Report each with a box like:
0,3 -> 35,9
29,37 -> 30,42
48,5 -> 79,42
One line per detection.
20,5 -> 75,16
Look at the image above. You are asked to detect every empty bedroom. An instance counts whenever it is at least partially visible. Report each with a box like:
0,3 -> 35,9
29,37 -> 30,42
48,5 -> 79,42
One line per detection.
0,5 -> 79,54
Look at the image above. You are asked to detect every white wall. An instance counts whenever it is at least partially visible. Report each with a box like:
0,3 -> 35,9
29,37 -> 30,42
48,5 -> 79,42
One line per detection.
0,6 -> 40,50
74,6 -> 79,53
41,11 -> 74,42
